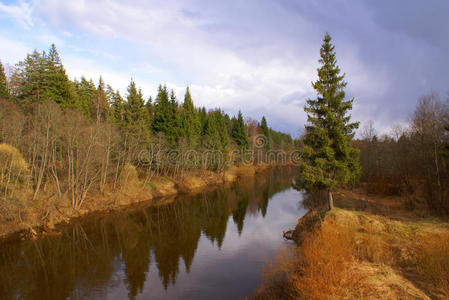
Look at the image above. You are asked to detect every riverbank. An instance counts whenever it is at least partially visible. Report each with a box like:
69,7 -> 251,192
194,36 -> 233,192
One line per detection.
253,189 -> 449,300
0,163 -> 272,241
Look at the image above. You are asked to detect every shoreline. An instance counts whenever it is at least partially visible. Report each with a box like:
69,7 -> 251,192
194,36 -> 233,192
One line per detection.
0,163 -> 279,242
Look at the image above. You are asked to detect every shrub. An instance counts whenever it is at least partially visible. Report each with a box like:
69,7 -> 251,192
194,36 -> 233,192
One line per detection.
0,143 -> 29,220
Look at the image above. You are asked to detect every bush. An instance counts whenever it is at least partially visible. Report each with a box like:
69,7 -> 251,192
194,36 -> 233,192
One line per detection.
0,143 -> 29,220
119,163 -> 139,185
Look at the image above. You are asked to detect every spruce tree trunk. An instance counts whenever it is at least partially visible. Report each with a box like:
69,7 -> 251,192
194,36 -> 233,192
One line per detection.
328,189 -> 334,210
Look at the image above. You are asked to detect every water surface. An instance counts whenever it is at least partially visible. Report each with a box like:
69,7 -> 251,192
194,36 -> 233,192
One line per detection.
0,168 -> 306,300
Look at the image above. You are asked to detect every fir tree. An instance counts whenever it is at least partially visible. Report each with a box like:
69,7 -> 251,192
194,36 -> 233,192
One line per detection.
92,77 -> 110,122
110,89 -> 125,124
179,87 -> 201,148
124,80 -> 150,145
13,45 -> 73,107
0,61 -> 9,99
167,89 -> 180,145
145,96 -> 154,120
203,110 -> 229,151
300,33 -> 360,210
73,77 -> 96,117
124,80 -> 148,125
231,111 -> 249,150
152,85 -> 179,146
259,116 -> 270,150
152,85 -> 171,134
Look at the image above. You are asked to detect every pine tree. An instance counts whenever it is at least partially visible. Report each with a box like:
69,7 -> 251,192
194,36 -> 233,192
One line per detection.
231,111 -> 249,150
124,80 -> 150,145
152,85 -> 170,133
14,50 -> 45,105
152,85 -> 179,146
73,76 -> 96,117
110,89 -> 125,124
13,45 -> 73,107
92,76 -> 110,122
179,87 -> 201,148
168,89 -> 180,145
203,110 -> 229,151
145,96 -> 154,120
0,61 -> 9,99
259,116 -> 270,150
124,80 -> 148,125
300,33 -> 360,210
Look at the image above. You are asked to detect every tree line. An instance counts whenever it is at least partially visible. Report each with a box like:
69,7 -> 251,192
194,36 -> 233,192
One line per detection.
0,44 -> 295,219
357,92 -> 449,215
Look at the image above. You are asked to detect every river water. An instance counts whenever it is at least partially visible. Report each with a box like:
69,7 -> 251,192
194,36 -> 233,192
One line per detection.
0,167 -> 306,300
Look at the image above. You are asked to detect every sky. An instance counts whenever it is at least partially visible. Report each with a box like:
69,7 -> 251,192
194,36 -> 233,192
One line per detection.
0,0 -> 448,137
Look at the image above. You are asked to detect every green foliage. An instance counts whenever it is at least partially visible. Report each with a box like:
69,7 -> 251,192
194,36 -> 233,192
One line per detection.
145,96 -> 154,120
300,33 -> 360,192
179,87 -> 201,148
231,111 -> 249,150
109,89 -> 125,124
123,80 -> 151,146
269,129 -> 293,149
259,116 -> 270,150
92,77 -> 110,122
0,61 -> 9,99
73,77 -> 96,117
150,86 -> 181,147
13,45 -> 73,108
203,109 -> 229,150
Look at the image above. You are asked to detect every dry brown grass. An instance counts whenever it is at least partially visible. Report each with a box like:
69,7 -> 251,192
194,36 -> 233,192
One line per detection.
254,207 -> 449,300
414,232 -> 449,298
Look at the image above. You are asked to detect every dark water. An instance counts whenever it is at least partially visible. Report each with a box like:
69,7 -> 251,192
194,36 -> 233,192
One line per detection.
0,168 -> 306,300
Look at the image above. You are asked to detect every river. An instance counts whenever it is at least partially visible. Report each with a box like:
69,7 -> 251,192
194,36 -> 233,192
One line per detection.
0,167 -> 306,300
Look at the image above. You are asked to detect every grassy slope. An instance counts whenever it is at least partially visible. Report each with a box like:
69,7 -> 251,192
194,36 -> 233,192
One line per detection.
253,189 -> 449,300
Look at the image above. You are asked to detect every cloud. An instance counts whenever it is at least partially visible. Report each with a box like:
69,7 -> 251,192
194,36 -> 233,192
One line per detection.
0,1 -> 33,28
2,0 -> 449,137
0,37 -> 29,65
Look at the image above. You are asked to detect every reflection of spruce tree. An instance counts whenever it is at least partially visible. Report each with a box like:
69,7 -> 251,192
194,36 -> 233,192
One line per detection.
232,186 -> 250,235
177,199 -> 202,273
201,188 -> 230,248
260,178 -> 270,217
151,205 -> 182,290
121,213 -> 152,300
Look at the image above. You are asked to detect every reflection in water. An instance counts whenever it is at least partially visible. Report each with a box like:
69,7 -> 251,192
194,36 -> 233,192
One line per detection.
0,167 -> 306,300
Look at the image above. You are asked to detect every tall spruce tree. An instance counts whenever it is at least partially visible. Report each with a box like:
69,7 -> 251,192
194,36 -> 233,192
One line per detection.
180,87 -> 201,148
13,45 -> 73,107
167,89 -> 180,145
300,33 -> 360,210
0,61 -> 9,99
110,89 -> 125,124
231,111 -> 249,150
151,85 -> 179,146
124,80 -> 150,145
73,77 -> 96,117
259,116 -> 270,150
203,110 -> 229,151
152,85 -> 171,134
92,77 -> 110,122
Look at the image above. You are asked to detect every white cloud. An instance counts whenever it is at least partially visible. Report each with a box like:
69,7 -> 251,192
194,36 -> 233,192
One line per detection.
0,37 -> 29,65
0,1 -> 33,28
